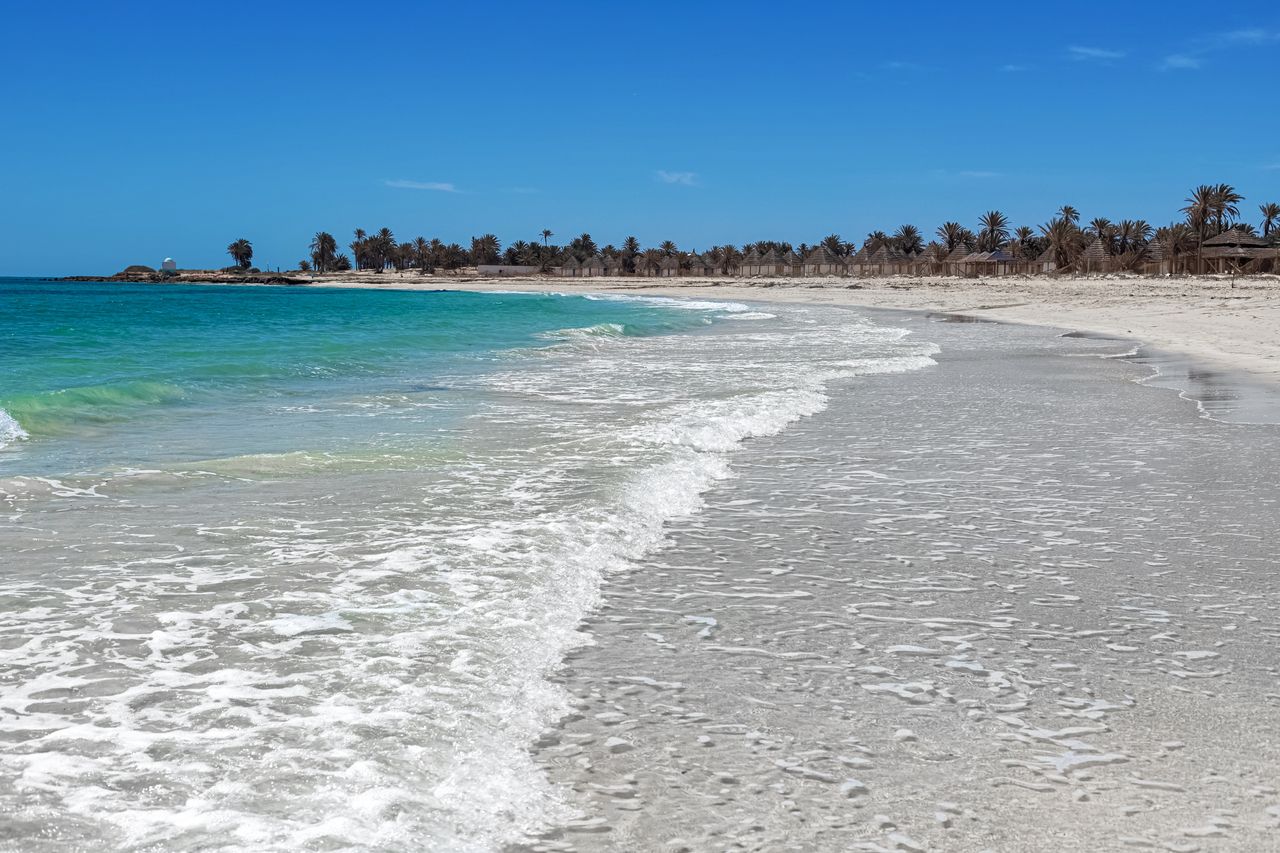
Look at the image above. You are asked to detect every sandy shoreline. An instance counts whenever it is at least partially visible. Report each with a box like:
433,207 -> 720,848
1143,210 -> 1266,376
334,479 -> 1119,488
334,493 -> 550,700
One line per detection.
153,272 -> 1280,385
508,310 -> 1280,852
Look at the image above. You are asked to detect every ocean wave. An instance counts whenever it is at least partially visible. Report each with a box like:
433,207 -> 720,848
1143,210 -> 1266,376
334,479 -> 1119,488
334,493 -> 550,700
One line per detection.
2,380 -> 188,435
536,322 -> 628,342
0,408 -> 28,449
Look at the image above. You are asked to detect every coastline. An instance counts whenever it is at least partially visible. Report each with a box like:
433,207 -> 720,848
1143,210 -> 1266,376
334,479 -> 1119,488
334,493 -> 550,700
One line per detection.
68,272 -> 1279,386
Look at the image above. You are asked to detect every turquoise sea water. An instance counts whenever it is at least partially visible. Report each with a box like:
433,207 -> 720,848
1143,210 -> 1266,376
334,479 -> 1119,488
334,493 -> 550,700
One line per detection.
0,280 -> 708,475
0,279 -> 938,851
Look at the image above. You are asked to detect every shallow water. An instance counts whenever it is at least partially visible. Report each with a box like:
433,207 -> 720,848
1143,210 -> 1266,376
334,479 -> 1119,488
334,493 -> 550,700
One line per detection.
0,281 -> 937,851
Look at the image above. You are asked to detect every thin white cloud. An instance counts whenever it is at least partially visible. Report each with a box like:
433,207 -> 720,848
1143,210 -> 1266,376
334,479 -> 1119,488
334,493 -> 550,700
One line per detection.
656,170 -> 698,186
1068,45 -> 1125,62
1160,53 -> 1202,71
1000,64 -> 1027,72
1157,28 -> 1280,71
385,180 -> 459,192
1216,28 -> 1279,45
958,170 -> 1002,179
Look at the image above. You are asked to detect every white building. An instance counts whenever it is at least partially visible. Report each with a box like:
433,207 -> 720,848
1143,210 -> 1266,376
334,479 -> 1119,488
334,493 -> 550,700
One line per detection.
161,258 -> 177,271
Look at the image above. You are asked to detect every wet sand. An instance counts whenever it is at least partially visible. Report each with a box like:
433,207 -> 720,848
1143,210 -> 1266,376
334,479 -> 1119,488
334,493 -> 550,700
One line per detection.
511,311 -> 1280,852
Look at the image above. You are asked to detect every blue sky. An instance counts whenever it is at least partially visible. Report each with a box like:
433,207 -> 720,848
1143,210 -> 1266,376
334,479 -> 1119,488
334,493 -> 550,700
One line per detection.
2,0 -> 1278,275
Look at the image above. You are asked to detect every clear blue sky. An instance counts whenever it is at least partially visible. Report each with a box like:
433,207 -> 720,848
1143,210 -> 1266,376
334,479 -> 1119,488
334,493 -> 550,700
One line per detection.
2,0 -> 1278,275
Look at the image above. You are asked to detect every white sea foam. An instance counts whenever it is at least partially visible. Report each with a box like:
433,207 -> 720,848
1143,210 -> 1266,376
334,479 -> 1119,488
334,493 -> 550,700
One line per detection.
0,408 -> 28,449
582,292 -> 753,314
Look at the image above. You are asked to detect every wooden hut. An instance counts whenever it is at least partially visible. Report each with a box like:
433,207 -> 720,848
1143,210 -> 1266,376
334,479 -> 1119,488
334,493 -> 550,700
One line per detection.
633,255 -> 658,277
1141,239 -> 1167,276
558,254 -> 582,277
757,249 -> 786,277
920,242 -> 947,276
581,255 -> 606,277
802,245 -> 844,277
658,255 -> 682,277
1034,245 -> 1057,274
944,244 -> 972,276
1201,229 -> 1276,274
603,255 -> 625,276
1079,237 -> 1113,274
784,250 -> 803,277
739,249 -> 763,277
694,253 -> 718,277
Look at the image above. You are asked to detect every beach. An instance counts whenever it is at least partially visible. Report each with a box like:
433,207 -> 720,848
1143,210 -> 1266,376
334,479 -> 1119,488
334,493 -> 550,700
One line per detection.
3,278 -> 1279,852
505,308 -> 1280,852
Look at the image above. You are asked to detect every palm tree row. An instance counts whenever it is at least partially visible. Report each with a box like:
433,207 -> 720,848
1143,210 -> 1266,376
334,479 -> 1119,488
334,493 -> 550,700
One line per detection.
279,184 -> 1277,276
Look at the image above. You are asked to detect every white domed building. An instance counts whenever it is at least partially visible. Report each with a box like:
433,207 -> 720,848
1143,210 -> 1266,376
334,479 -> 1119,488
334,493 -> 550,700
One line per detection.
161,258 -> 177,271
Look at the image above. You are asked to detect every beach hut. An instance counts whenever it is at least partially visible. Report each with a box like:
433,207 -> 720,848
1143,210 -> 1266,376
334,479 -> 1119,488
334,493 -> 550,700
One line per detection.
1079,237 -> 1114,274
756,248 -> 786,277
688,253 -> 716,277
582,255 -> 606,277
783,250 -> 803,277
603,255 -> 625,276
1201,228 -> 1275,274
802,245 -> 844,277
633,255 -> 658,277
848,246 -> 870,277
657,255 -> 681,278
921,242 -> 947,276
1141,239 -> 1167,276
944,244 -> 971,276
1033,244 -> 1057,274
739,249 -> 762,277
558,255 -> 582,277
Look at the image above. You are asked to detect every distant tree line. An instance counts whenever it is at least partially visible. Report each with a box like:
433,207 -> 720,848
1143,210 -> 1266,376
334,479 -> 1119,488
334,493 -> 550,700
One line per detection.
225,184 -> 1279,275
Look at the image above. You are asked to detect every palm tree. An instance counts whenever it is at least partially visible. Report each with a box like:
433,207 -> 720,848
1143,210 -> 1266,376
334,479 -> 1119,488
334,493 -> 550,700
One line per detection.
309,231 -> 337,272
470,234 -> 501,265
1115,220 -> 1152,255
1011,225 -> 1038,259
936,221 -> 968,252
413,237 -> 431,273
541,229 -> 553,247
892,224 -> 923,254
977,210 -> 1009,252
820,234 -> 847,256
1155,222 -> 1194,273
350,228 -> 368,270
1182,185 -> 1216,273
227,238 -> 253,269
1040,217 -> 1085,269
1086,217 -> 1116,252
714,244 -> 742,275
374,228 -> 396,270
1259,203 -> 1280,238
1058,205 -> 1080,224
571,233 -> 599,259
1210,183 -> 1243,235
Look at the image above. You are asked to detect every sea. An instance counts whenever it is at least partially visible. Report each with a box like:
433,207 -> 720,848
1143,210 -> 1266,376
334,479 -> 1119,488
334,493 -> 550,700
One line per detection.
0,279 -> 938,851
